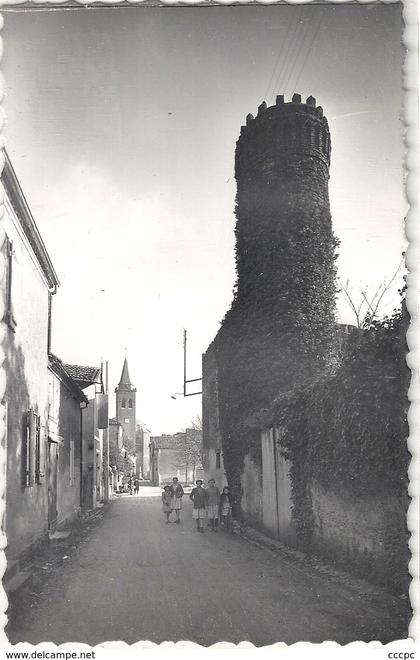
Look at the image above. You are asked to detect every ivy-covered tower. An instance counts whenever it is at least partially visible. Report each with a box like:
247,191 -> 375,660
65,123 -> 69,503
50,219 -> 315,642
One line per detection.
115,357 -> 137,445
213,94 -> 338,508
231,94 -> 337,386
234,93 -> 334,323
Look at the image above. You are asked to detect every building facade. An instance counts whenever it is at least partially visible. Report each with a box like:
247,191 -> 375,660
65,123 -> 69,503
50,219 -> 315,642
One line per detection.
63,364 -> 104,510
150,430 -> 203,486
135,423 -> 151,479
2,152 -> 60,561
47,355 -> 88,530
202,343 -> 226,490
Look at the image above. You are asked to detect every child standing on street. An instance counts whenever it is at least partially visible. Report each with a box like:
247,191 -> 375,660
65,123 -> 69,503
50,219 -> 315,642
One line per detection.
162,485 -> 172,524
206,478 -> 220,532
169,476 -> 184,524
189,479 -> 207,532
220,486 -> 232,531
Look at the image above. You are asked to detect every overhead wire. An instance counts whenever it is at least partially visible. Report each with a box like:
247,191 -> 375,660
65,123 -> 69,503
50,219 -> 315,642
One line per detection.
282,10 -> 315,95
270,9 -> 310,104
263,13 -> 295,104
292,8 -> 324,94
267,14 -> 302,105
262,7 -> 324,108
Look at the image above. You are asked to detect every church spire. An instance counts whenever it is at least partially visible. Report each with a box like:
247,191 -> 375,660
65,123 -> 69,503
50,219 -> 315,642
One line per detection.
118,356 -> 132,387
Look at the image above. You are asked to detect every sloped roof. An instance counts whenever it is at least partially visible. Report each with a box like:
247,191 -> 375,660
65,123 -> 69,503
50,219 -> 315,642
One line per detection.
63,364 -> 102,389
150,433 -> 186,451
48,354 -> 88,404
2,150 -> 60,290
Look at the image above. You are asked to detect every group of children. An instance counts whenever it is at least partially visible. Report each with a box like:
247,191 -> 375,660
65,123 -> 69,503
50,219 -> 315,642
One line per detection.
161,477 -> 232,533
161,477 -> 184,524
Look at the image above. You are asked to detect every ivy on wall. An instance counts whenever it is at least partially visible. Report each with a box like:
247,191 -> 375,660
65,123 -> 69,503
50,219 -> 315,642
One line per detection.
204,102 -> 409,592
213,185 -> 338,514
273,303 -> 409,549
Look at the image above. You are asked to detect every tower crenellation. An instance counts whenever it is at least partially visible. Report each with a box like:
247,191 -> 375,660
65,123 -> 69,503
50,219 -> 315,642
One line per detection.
235,94 -> 331,184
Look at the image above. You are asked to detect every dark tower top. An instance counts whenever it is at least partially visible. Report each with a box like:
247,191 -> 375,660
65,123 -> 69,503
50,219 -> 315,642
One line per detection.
115,356 -> 137,444
233,94 -> 334,308
235,94 -> 331,183
231,92 -> 337,378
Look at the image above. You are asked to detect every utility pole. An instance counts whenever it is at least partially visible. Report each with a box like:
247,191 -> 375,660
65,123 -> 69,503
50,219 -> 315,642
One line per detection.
183,329 -> 202,396
183,329 -> 187,397
103,361 -> 110,504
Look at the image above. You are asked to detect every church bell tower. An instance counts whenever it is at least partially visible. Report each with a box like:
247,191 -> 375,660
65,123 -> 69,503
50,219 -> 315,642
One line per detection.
115,357 -> 136,444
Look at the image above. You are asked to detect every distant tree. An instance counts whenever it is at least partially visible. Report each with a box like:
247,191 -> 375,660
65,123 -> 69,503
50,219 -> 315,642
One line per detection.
339,260 -> 404,329
183,419 -> 203,483
122,433 -> 136,458
190,414 -> 202,432
109,444 -> 125,473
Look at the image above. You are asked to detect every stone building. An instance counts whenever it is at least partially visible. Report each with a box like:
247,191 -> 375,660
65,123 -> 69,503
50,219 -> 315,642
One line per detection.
150,429 -> 203,486
63,364 -> 105,510
135,423 -> 151,480
108,418 -> 125,491
2,151 -> 60,563
47,354 -> 88,530
1,152 -> 101,576
202,344 -> 226,490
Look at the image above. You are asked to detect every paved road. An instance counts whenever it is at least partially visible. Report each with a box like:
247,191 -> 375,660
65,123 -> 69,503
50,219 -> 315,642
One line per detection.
8,487 -> 407,645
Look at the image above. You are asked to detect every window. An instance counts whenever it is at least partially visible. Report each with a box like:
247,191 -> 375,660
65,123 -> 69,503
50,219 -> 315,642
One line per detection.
128,398 -> 133,409
25,410 -> 43,486
121,398 -> 126,408
216,452 -> 221,469
4,237 -> 17,331
69,438 -> 75,486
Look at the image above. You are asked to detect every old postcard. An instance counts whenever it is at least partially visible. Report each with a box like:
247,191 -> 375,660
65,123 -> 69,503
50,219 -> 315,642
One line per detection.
0,0 -> 417,653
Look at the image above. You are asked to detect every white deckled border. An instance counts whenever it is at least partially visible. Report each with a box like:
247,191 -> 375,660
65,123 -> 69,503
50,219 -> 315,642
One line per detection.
403,0 -> 420,644
0,0 -> 417,654
0,10 -> 8,647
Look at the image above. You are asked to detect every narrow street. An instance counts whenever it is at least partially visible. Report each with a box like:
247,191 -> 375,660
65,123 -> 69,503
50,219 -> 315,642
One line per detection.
7,488 -> 407,646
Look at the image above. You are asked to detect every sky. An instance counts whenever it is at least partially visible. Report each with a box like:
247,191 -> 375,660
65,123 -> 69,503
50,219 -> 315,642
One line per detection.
2,4 -> 406,434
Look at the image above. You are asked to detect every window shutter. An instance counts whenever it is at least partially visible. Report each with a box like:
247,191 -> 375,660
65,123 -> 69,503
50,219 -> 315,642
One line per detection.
23,414 -> 30,487
4,237 -> 17,331
35,416 -> 45,484
25,410 -> 44,486
69,438 -> 75,486
27,410 -> 36,486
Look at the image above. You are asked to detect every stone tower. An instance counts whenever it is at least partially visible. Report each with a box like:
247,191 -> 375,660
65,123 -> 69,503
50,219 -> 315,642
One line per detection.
208,94 -> 338,509
115,357 -> 136,445
232,93 -> 337,382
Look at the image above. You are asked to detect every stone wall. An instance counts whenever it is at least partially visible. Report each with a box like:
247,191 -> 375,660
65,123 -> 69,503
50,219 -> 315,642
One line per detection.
310,482 -> 407,590
261,429 -> 294,544
81,399 -> 97,510
56,381 -> 82,528
240,454 -> 262,528
202,343 -> 225,487
3,198 -> 50,559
